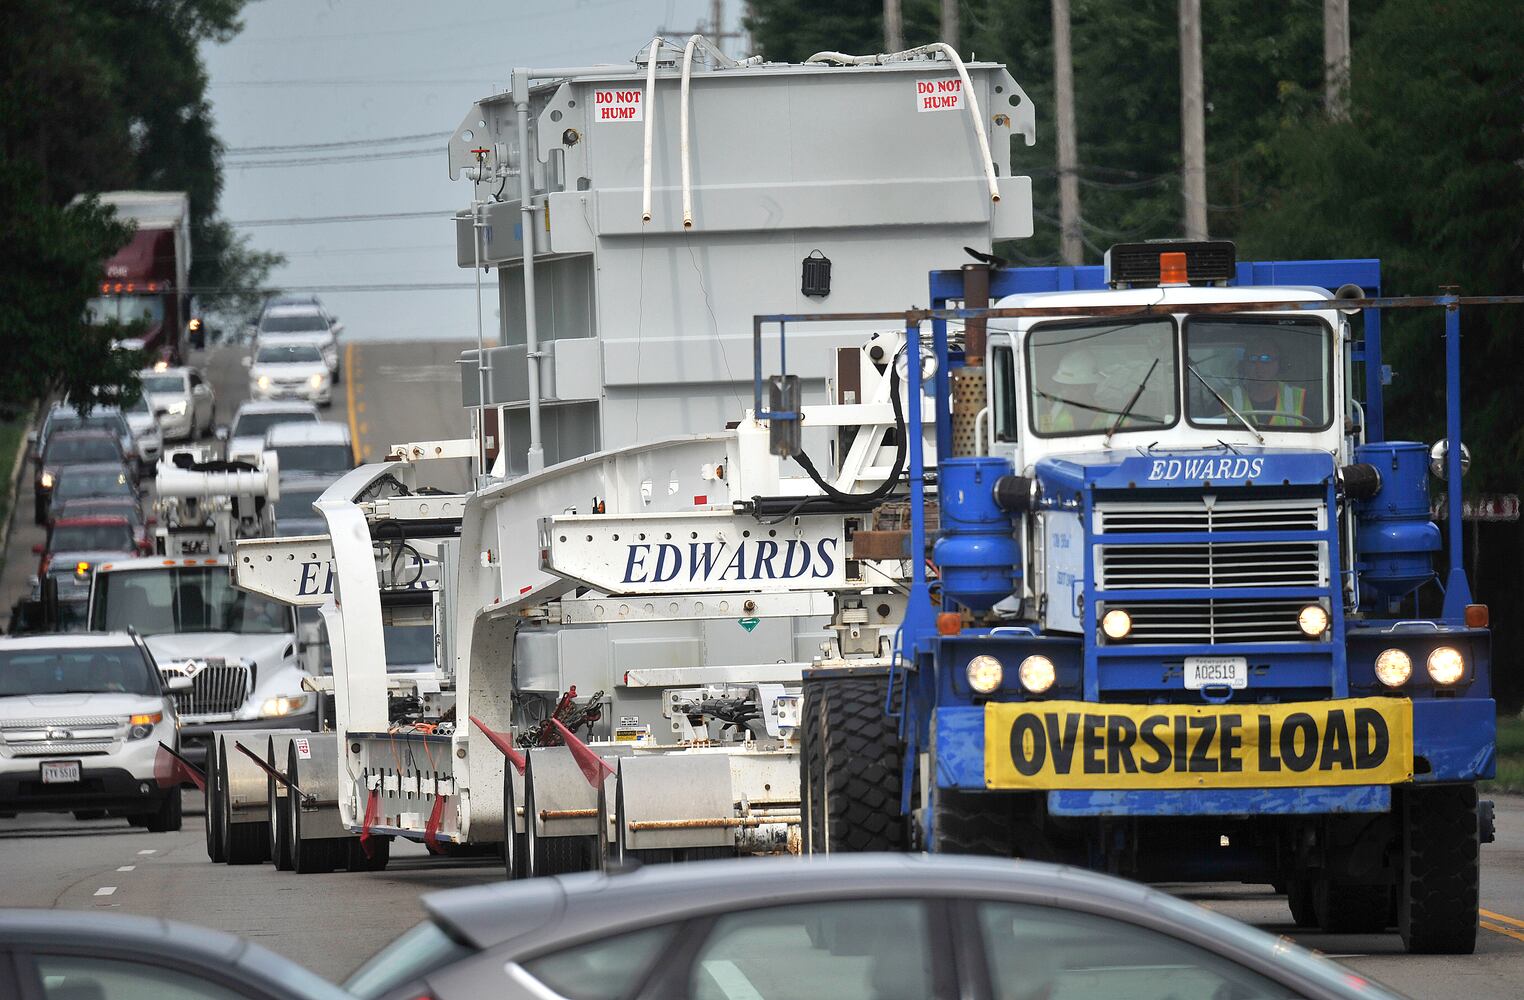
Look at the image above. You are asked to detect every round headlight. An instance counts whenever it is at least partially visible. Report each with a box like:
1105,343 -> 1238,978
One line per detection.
1426,646 -> 1465,685
1373,648 -> 1412,687
309,372 -> 325,388
1102,609 -> 1132,640
1018,655 -> 1056,694
1297,604 -> 1330,637
966,654 -> 1003,694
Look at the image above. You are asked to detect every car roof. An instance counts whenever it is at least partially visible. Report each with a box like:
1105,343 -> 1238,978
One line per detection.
140,365 -> 192,378
47,428 -> 120,442
0,909 -> 347,1000
263,302 -> 326,316
234,400 -> 320,417
51,402 -> 124,417
58,461 -> 131,474
267,422 -> 350,446
52,515 -> 133,527
0,631 -> 137,650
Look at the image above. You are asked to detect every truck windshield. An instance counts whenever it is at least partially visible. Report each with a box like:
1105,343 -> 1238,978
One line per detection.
91,567 -> 291,637
0,645 -> 155,697
85,295 -> 165,327
1026,319 -> 1178,437
1184,316 -> 1332,431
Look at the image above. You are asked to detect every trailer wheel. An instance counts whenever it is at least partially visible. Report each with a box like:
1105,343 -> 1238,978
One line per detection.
800,674 -> 904,853
1286,878 -> 1317,927
1400,784 -> 1479,954
143,789 -> 183,833
288,744 -> 337,874
502,766 -> 526,879
524,774 -> 594,875
205,747 -> 226,862
1314,881 -> 1392,933
271,794 -> 294,871
931,789 -> 1014,856
347,835 -> 391,872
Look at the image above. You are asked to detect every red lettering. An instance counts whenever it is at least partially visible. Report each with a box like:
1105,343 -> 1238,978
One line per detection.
595,90 -> 612,103
938,79 -> 960,93
917,81 -> 934,94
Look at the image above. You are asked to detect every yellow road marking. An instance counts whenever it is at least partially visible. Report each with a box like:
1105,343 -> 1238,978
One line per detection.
1482,920 -> 1524,945
344,342 -> 361,463
359,422 -> 368,436
356,401 -> 366,414
1481,908 -> 1524,930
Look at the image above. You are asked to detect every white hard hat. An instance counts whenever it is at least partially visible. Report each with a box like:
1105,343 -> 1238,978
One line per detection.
1052,348 -> 1100,385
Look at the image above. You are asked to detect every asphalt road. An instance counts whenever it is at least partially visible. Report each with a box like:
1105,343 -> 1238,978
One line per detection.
3,340 -> 1523,993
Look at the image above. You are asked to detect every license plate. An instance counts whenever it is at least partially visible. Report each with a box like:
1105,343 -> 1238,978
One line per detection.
41,760 -> 81,784
1184,655 -> 1248,690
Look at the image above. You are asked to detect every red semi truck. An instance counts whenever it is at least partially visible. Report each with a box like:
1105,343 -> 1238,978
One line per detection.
81,191 -> 193,362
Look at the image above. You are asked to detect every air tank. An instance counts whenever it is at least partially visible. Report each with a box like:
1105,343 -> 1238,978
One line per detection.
1353,442 -> 1440,606
933,456 -> 1020,612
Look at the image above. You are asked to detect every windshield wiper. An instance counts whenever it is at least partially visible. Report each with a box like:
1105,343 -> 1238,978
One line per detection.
1105,358 -> 1160,447
1187,364 -> 1264,444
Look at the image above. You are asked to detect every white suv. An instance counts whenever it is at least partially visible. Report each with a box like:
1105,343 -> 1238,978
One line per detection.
0,633 -> 186,831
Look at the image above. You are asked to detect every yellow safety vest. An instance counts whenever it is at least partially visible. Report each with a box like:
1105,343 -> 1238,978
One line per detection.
1229,383 -> 1307,427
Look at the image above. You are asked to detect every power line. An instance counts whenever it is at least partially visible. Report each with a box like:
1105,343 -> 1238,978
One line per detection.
188,282 -> 478,296
226,145 -> 443,169
226,209 -> 457,228
225,131 -> 451,155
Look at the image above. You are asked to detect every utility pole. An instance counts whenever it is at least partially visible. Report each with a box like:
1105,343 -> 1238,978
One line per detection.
1323,0 -> 1351,120
659,1 -> 742,57
1178,0 -> 1207,240
885,0 -> 904,51
941,0 -> 959,49
1052,0 -> 1082,264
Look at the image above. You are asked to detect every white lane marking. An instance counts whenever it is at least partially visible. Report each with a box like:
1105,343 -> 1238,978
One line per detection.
94,887 -> 117,897
137,849 -> 156,855
116,865 -> 135,872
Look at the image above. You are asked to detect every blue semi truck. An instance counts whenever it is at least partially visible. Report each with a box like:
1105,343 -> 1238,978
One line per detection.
793,241 -> 1496,955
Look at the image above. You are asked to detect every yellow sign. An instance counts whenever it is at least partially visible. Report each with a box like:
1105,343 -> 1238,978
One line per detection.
984,698 -> 1412,790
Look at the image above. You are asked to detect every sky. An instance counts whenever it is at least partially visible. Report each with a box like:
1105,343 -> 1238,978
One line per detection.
201,0 -> 739,342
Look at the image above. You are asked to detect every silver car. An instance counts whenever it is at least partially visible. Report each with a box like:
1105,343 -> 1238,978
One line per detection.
346,855 -> 1400,1000
0,632 -> 187,830
140,365 -> 215,441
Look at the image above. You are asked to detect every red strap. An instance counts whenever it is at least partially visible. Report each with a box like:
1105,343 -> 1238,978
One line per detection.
358,787 -> 381,857
154,742 -> 206,792
423,791 -> 448,854
470,715 -> 527,775
551,718 -> 614,787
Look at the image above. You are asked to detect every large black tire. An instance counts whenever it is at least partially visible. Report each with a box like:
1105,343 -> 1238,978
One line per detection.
1314,881 -> 1392,933
503,768 -> 526,880
144,789 -> 183,833
226,819 -> 267,864
932,788 -> 1014,856
205,749 -> 226,862
1286,878 -> 1318,928
1400,784 -> 1479,954
347,835 -> 391,872
523,773 -> 594,876
271,795 -> 294,871
800,674 -> 904,853
72,810 -> 107,821
288,744 -> 337,874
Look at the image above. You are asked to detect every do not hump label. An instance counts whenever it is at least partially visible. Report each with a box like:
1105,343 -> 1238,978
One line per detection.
594,88 -> 643,122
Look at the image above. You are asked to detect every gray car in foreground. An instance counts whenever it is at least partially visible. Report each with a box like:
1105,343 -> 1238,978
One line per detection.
346,854 -> 1400,1000
0,909 -> 350,1000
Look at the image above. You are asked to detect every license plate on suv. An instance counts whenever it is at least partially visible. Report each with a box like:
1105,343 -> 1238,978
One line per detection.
40,760 -> 81,784
1184,655 -> 1248,690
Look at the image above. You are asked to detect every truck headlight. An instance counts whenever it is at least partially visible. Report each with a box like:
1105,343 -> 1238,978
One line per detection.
1297,604 -> 1330,637
308,372 -> 326,388
40,471 -> 54,488
166,400 -> 187,416
1374,648 -> 1412,687
966,655 -> 1003,694
260,694 -> 310,718
1101,609 -> 1132,640
256,376 -> 271,390
127,712 -> 162,740
1018,655 -> 1056,694
1426,646 -> 1465,685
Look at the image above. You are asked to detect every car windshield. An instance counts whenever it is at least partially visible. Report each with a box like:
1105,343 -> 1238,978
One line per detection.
384,624 -> 435,672
52,523 -> 135,552
1184,317 -> 1333,431
276,444 -> 351,475
124,394 -> 153,415
141,373 -> 188,394
257,344 -> 323,364
1026,319 -> 1178,437
0,645 -> 155,697
262,313 -> 328,333
55,469 -> 132,499
45,436 -> 121,465
275,489 -> 325,520
84,294 -> 165,327
90,567 -> 290,636
232,410 -> 317,440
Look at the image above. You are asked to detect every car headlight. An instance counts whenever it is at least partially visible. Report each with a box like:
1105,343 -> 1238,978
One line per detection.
166,400 -> 187,416
1297,604 -> 1330,637
308,372 -> 327,388
1426,646 -> 1465,685
1019,655 -> 1056,694
256,375 -> 271,389
260,694 -> 310,718
966,654 -> 1003,694
40,470 -> 54,488
1102,609 -> 1132,640
1374,648 -> 1412,687
127,712 -> 162,740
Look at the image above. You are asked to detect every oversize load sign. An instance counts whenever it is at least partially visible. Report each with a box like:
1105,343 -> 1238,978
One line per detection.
984,698 -> 1412,790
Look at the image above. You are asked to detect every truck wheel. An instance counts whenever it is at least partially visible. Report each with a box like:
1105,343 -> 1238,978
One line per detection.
503,768 -> 526,879
524,775 -> 595,875
289,744 -> 337,874
205,750 -> 226,862
226,819 -> 266,863
1286,878 -> 1317,927
1400,784 -> 1479,954
800,674 -> 904,853
1314,881 -> 1391,933
347,835 -> 391,872
931,788 -> 1014,856
271,794 -> 294,871
144,789 -> 183,833
72,810 -> 107,821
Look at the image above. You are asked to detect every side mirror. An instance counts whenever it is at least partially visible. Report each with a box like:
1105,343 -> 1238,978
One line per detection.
165,675 -> 194,692
329,321 -> 344,336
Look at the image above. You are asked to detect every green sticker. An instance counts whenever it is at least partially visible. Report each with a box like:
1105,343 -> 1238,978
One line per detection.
738,617 -> 761,633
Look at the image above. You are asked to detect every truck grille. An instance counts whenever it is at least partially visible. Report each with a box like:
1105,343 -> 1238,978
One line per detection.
1094,497 -> 1328,644
162,662 -> 252,716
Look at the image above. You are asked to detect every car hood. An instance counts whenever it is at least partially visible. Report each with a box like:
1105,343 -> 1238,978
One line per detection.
46,548 -> 137,567
145,631 -> 292,668
126,414 -> 159,437
0,691 -> 162,721
145,391 -> 189,409
251,362 -> 328,379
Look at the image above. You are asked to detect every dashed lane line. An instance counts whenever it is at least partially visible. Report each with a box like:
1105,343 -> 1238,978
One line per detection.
115,866 -> 135,872
93,887 -> 117,897
136,849 -> 156,855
